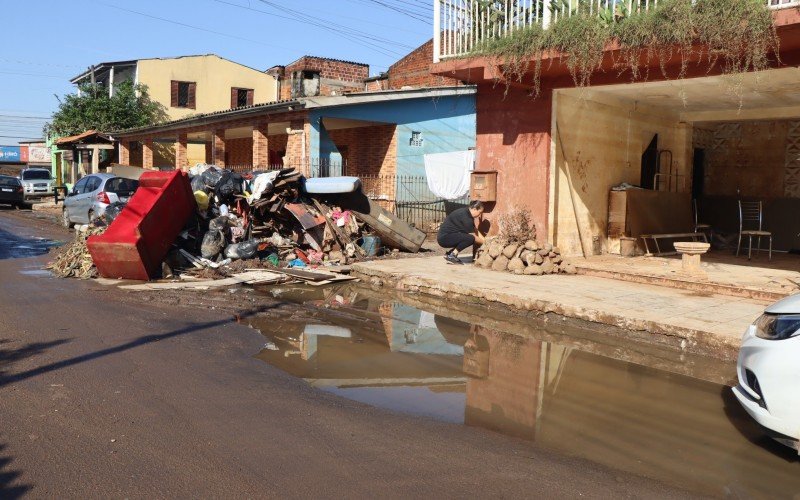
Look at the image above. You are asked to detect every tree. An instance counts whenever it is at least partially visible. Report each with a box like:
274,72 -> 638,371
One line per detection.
44,81 -> 168,138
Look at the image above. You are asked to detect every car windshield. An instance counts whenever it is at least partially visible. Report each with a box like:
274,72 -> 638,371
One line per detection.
0,177 -> 20,187
22,170 -> 51,180
105,177 -> 139,193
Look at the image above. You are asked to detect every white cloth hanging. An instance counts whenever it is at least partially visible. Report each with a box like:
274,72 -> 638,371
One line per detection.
423,150 -> 475,200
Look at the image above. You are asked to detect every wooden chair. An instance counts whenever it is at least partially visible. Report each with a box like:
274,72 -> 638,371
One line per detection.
737,200 -> 772,260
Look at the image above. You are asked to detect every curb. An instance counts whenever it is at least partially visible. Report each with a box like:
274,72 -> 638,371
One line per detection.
352,262 -> 742,360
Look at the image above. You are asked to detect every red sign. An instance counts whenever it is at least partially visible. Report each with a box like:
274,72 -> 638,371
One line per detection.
19,146 -> 28,163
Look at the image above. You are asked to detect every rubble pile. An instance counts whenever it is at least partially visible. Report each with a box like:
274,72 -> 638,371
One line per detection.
474,238 -> 576,275
49,163 -> 415,282
47,226 -> 106,279
183,164 -> 370,272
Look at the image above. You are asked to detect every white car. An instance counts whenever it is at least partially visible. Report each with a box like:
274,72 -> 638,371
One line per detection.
733,295 -> 800,453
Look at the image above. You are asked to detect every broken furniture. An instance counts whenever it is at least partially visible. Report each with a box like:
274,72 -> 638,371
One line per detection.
674,241 -> 711,278
87,170 -> 195,280
737,200 -> 772,260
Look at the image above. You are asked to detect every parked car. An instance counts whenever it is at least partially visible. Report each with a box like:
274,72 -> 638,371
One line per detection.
0,175 -> 24,207
733,295 -> 800,454
62,174 -> 139,228
19,167 -> 55,201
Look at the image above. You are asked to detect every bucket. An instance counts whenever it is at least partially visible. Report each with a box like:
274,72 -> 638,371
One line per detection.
620,236 -> 637,257
359,235 -> 382,257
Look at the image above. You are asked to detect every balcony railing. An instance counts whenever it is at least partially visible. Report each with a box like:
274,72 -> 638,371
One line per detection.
433,0 -> 800,62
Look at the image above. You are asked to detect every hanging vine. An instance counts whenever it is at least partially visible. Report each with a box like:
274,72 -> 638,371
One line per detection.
469,0 -> 780,96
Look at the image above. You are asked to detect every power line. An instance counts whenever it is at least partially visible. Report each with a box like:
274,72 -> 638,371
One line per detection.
358,0 -> 431,22
95,1 -> 300,53
243,0 -> 409,58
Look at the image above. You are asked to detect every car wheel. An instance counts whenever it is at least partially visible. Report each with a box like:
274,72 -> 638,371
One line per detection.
62,209 -> 74,229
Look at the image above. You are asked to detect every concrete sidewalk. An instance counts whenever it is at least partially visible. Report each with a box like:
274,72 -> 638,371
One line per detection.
353,256 -> 772,359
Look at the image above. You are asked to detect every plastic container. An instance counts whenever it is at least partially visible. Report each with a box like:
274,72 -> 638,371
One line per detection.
359,235 -> 382,256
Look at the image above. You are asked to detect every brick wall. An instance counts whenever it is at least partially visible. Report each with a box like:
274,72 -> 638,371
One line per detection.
280,56 -> 369,99
225,137 -> 252,166
387,39 -> 462,89
327,124 -> 397,209
365,78 -> 389,91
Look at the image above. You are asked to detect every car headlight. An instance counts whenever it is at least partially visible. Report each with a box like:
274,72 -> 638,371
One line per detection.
753,313 -> 800,340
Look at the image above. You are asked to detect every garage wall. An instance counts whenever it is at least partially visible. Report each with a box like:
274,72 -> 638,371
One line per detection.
552,92 -> 692,256
697,121 -> 799,199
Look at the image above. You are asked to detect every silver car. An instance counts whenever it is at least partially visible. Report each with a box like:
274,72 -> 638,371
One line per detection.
62,173 -> 139,228
20,168 -> 55,201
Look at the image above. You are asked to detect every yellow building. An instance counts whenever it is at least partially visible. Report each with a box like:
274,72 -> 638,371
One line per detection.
70,54 -> 279,165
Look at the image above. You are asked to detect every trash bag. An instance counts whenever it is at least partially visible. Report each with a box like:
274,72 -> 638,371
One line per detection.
208,215 -> 232,234
224,239 -> 260,260
214,171 -> 242,201
200,230 -> 225,259
190,175 -> 206,193
104,201 -> 127,224
189,163 -> 212,177
201,167 -> 224,189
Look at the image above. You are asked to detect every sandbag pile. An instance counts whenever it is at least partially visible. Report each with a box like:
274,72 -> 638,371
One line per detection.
474,238 -> 576,275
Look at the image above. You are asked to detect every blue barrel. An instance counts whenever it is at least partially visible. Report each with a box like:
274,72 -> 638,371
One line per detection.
359,235 -> 382,256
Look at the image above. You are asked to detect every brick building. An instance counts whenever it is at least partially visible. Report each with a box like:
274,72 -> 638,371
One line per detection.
269,56 -> 369,101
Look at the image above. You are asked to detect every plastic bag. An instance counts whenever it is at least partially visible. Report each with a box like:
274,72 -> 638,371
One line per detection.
104,201 -> 127,224
200,230 -> 225,259
201,167 -> 224,189
215,171 -> 242,201
190,175 -> 206,193
189,163 -> 212,177
224,239 -> 260,260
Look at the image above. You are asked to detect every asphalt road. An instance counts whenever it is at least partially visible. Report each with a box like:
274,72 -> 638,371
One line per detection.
0,208 -> 693,498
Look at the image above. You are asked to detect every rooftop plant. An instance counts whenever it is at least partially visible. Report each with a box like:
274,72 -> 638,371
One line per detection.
472,0 -> 779,96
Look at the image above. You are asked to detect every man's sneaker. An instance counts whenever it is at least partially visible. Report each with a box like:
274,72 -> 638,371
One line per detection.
444,253 -> 463,265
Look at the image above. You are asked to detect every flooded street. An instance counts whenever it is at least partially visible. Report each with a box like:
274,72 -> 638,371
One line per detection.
249,284 -> 800,498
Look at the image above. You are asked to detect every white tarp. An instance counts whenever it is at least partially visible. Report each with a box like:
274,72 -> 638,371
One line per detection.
423,150 -> 475,200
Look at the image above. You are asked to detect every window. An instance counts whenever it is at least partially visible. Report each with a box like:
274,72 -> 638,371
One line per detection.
231,87 -> 254,108
171,80 -> 196,109
85,176 -> 101,193
21,169 -> 51,180
73,177 -> 88,194
409,131 -> 423,147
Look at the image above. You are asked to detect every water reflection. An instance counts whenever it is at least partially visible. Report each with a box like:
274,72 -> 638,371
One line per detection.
251,284 -> 800,497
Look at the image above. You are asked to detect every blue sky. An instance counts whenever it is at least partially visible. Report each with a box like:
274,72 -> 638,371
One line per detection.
0,0 -> 432,144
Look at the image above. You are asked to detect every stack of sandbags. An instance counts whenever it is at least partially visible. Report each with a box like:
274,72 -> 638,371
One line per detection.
474,238 -> 576,275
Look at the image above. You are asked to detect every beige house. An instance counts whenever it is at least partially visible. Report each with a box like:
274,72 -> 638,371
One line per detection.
70,54 -> 279,166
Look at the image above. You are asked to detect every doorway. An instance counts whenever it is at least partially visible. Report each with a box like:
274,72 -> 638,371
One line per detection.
640,134 -> 658,190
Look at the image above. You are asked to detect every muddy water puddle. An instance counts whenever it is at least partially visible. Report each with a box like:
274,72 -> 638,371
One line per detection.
249,284 -> 800,497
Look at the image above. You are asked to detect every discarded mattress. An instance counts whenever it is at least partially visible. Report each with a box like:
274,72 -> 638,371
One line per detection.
304,176 -> 361,194
87,170 -> 195,280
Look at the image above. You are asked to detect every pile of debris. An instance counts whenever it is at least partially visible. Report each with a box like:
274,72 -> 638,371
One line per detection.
47,226 -> 106,279
49,163 -> 423,283
475,238 -> 575,275
182,164 -> 371,272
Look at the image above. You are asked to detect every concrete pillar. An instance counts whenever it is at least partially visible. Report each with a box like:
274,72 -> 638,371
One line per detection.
90,145 -> 100,174
142,139 -> 154,169
285,119 -> 308,175
119,141 -> 130,165
175,133 -> 188,171
252,122 -> 269,169
212,129 -> 226,167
